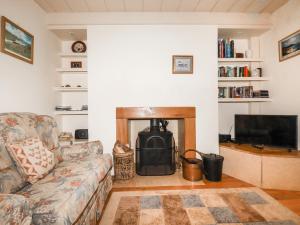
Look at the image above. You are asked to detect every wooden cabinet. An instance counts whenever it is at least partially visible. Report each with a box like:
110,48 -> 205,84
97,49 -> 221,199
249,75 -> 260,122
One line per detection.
220,144 -> 300,191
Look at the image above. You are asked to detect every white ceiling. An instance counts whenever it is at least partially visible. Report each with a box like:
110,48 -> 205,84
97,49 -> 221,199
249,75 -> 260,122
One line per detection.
34,0 -> 288,13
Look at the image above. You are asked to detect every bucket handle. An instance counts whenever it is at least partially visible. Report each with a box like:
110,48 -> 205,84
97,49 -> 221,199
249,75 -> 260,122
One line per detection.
181,149 -> 205,159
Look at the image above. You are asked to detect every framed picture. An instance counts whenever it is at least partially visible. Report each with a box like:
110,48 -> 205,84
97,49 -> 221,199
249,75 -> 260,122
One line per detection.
0,16 -> 34,64
70,61 -> 82,68
278,29 -> 300,62
172,55 -> 193,74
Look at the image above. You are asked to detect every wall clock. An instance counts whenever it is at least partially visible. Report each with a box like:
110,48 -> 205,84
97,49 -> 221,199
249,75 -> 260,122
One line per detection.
71,41 -> 87,53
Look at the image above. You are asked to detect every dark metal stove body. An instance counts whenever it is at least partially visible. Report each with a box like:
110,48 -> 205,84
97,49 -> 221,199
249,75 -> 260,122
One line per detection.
136,119 -> 176,176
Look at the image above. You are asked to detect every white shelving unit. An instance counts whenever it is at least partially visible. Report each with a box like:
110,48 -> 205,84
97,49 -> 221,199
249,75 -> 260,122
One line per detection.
218,26 -> 271,137
51,37 -> 88,135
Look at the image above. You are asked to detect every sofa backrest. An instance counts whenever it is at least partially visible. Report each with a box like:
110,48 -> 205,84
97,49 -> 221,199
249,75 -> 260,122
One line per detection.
0,113 -> 59,193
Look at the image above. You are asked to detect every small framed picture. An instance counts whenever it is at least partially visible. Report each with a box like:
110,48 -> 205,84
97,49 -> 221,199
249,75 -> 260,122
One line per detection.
0,16 -> 34,64
172,55 -> 193,74
278,29 -> 300,62
70,61 -> 82,68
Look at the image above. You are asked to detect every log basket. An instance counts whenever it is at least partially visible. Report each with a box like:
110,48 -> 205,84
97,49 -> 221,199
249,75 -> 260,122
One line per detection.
113,146 -> 135,180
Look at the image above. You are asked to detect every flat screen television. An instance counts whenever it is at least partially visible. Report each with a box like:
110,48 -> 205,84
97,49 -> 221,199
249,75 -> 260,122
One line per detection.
235,115 -> 298,149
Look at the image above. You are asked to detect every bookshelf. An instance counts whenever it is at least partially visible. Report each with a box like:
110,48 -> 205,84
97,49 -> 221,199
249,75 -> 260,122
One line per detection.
218,26 -> 271,138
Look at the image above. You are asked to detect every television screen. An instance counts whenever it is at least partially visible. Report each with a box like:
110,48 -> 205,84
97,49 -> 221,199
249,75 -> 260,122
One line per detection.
235,115 -> 298,149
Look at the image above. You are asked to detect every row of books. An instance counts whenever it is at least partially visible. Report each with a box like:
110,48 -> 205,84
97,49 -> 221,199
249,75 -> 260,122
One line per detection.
218,66 -> 250,77
218,39 -> 234,58
218,86 -> 254,98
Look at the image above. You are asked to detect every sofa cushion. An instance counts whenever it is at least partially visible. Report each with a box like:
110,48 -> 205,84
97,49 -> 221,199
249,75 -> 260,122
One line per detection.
6,137 -> 55,184
35,115 -> 62,163
19,153 -> 112,225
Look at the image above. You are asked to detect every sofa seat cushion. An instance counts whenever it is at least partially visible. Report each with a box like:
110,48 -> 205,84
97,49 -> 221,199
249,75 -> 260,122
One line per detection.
19,153 -> 112,225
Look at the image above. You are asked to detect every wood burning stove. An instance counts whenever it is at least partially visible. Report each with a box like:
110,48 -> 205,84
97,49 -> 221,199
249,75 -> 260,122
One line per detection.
136,119 -> 176,176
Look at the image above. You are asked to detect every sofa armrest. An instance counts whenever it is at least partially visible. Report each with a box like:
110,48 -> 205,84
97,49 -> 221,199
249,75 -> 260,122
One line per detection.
60,140 -> 103,161
0,194 -> 32,225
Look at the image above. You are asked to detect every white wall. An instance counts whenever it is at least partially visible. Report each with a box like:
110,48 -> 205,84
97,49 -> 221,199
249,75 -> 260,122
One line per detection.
0,0 -> 59,115
88,25 -> 218,154
261,0 -> 300,149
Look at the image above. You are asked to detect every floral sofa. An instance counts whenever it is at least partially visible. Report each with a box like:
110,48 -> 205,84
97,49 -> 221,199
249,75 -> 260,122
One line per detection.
0,113 -> 112,225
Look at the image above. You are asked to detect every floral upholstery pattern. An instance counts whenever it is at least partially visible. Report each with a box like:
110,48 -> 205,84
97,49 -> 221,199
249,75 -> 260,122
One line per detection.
0,194 -> 32,225
0,167 -> 26,193
0,113 -> 112,225
36,115 -> 63,163
19,154 -> 112,225
61,140 -> 103,161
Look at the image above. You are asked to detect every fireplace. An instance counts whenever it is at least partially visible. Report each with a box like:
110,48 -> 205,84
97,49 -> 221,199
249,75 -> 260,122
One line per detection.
136,119 -> 176,176
116,107 -> 196,159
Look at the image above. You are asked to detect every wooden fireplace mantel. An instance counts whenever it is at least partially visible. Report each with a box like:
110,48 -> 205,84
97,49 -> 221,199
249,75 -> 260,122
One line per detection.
116,107 -> 196,157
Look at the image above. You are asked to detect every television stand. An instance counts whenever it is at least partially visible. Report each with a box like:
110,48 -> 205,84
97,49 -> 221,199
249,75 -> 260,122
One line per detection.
219,143 -> 300,191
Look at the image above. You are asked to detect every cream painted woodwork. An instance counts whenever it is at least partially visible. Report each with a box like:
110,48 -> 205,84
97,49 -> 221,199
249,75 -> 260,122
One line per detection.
220,145 -> 300,191
34,0 -> 288,13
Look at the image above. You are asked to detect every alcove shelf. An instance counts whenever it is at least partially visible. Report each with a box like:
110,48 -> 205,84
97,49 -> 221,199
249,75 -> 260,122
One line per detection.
218,98 -> 272,103
54,111 -> 88,115
218,58 -> 263,62
48,27 -> 88,135
218,77 -> 269,82
53,87 -> 88,92
56,68 -> 88,73
217,25 -> 272,137
58,53 -> 87,57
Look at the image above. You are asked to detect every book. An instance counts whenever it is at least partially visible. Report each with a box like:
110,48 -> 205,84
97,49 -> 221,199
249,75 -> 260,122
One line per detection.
218,38 -> 235,58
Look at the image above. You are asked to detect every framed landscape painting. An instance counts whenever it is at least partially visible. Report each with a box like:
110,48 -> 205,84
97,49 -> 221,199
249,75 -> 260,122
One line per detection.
278,29 -> 300,62
1,16 -> 34,64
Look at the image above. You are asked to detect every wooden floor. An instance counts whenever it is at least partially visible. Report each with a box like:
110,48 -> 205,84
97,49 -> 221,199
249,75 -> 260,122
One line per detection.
112,174 -> 300,216
263,189 -> 300,216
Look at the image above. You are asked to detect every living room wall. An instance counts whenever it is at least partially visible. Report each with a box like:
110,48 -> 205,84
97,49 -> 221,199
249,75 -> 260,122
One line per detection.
0,0 -> 59,114
88,25 -> 218,154
261,0 -> 300,149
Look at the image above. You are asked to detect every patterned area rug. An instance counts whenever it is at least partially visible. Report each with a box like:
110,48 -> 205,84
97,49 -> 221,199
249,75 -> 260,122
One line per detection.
100,187 -> 300,225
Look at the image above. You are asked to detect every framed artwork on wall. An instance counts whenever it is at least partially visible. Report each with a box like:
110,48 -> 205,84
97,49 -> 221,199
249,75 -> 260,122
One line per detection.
172,55 -> 193,74
0,16 -> 34,64
278,29 -> 300,62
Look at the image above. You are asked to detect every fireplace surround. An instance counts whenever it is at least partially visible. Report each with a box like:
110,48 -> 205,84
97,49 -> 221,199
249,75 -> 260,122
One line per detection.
116,107 -> 196,158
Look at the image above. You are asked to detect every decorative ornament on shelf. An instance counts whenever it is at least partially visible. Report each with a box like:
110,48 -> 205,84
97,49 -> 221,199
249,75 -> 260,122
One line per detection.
71,41 -> 86,53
